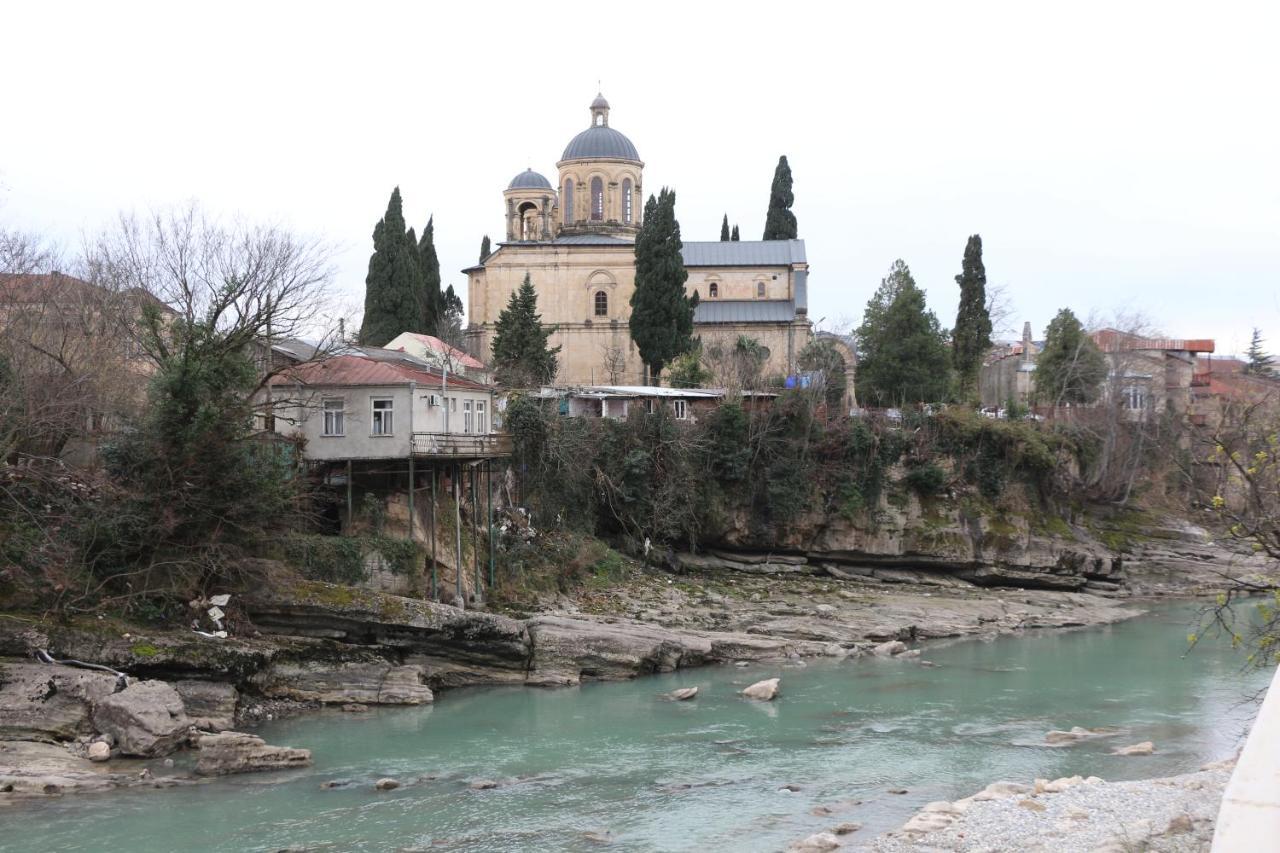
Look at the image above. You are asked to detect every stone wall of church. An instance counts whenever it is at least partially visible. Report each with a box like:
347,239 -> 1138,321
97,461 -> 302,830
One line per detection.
465,244 -> 812,386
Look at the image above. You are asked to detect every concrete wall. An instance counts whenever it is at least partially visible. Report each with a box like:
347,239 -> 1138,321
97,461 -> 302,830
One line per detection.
1212,664 -> 1280,851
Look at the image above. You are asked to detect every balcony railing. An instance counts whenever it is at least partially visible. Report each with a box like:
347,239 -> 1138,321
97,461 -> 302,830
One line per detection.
410,432 -> 513,458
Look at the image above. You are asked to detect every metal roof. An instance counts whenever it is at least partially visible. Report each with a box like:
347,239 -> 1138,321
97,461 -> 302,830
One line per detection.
694,300 -> 798,324
680,240 -> 806,267
507,168 -> 552,190
273,354 -> 491,392
561,126 -> 640,161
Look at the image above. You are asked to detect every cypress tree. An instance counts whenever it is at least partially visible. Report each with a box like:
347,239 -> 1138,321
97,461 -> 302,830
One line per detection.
479,234 -> 491,262
1245,328 -> 1276,377
762,155 -> 798,240
1035,308 -> 1107,406
630,188 -> 695,384
855,260 -> 951,405
359,187 -> 426,346
720,214 -> 730,241
416,215 -> 442,334
491,273 -> 560,387
731,224 -> 740,241
952,234 -> 993,399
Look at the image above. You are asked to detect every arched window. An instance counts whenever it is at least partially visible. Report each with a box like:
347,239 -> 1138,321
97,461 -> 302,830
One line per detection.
594,290 -> 608,317
756,281 -> 766,298
591,177 -> 604,221
563,180 -> 574,225
622,179 -> 632,223
709,282 -> 719,298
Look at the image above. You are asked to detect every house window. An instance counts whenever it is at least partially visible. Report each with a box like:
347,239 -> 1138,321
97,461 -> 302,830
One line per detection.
1121,385 -> 1147,410
674,399 -> 688,420
463,400 -> 473,434
622,178 -> 632,223
563,180 -> 574,225
756,281 -> 766,298
476,401 -> 487,434
371,398 -> 394,436
591,177 -> 604,221
322,399 -> 344,436
709,282 -> 718,298
594,290 -> 608,316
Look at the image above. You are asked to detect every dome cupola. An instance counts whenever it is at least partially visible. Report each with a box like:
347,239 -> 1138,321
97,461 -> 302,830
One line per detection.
556,93 -> 644,238
507,168 -> 552,190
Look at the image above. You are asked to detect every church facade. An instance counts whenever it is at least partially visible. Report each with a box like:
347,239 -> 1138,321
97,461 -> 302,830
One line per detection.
463,94 -> 813,386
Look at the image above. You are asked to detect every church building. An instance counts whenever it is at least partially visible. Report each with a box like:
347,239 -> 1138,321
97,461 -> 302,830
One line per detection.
463,94 -> 814,386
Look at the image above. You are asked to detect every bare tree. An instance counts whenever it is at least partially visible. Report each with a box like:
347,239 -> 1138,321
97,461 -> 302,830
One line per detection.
600,342 -> 627,384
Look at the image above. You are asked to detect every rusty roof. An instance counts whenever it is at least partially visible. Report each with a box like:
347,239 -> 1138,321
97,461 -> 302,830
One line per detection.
271,354 -> 491,392
1090,328 -> 1215,353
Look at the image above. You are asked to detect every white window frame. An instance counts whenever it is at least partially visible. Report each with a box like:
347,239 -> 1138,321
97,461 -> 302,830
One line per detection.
371,397 -> 394,436
476,400 -> 487,434
674,399 -> 688,420
463,399 -> 473,434
322,398 -> 345,437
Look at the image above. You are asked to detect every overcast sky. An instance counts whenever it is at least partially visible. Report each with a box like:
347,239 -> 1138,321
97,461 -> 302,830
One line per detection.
3,1 -> 1277,356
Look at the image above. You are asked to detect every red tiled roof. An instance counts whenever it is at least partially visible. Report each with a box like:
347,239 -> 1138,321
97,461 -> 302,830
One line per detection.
396,332 -> 487,370
270,355 -> 491,392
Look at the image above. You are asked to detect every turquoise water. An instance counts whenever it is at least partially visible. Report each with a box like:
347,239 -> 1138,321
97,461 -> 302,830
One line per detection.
3,604 -> 1269,852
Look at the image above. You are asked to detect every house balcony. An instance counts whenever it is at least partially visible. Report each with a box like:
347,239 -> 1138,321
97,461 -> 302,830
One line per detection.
410,432 -> 513,459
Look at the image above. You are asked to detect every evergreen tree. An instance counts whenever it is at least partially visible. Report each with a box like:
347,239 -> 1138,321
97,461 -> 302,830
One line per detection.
490,273 -> 559,387
479,234 -> 491,263
720,214 -> 730,241
952,234 -> 993,399
855,260 -> 951,405
359,187 -> 426,346
1245,328 -> 1276,377
435,284 -> 466,350
630,188 -> 695,384
416,215 -> 443,334
1035,308 -> 1107,406
731,224 -> 740,241
762,155 -> 797,240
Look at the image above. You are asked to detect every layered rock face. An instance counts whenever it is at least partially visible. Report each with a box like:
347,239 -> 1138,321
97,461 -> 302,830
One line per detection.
91,680 -> 191,757
0,662 -> 120,743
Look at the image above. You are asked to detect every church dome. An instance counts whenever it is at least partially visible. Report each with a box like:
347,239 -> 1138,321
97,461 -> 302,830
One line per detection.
561,126 -> 639,161
507,168 -> 552,190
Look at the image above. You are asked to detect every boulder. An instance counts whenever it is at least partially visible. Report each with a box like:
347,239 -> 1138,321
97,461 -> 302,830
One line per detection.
1044,726 -> 1122,745
0,662 -> 120,742
742,678 -> 780,701
786,832 -> 842,851
86,741 -> 110,762
1112,741 -> 1155,756
91,680 -> 191,757
194,731 -> 311,776
832,822 -> 862,835
871,641 -> 907,657
171,680 -> 238,731
253,661 -> 432,705
374,777 -> 400,790
666,687 -> 698,701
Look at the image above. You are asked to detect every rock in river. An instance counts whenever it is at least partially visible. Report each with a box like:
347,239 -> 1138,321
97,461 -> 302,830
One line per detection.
741,678 -> 780,701
1113,740 -> 1155,756
194,731 -> 311,776
666,687 -> 698,701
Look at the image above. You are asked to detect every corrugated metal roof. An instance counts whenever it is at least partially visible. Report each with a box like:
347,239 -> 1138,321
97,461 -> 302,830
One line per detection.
680,240 -> 806,267
694,300 -> 798,324
271,355 -> 491,392
1091,329 -> 1216,354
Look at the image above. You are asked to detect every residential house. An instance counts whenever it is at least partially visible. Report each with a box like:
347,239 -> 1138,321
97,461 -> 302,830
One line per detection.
383,332 -> 493,384
980,322 -> 1214,418
266,353 -> 507,462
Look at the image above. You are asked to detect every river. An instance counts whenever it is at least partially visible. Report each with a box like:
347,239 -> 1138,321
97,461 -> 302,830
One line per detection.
2,603 -> 1269,852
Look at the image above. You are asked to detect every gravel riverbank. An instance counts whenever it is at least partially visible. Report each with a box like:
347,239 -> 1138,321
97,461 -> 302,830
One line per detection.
852,759 -> 1234,853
